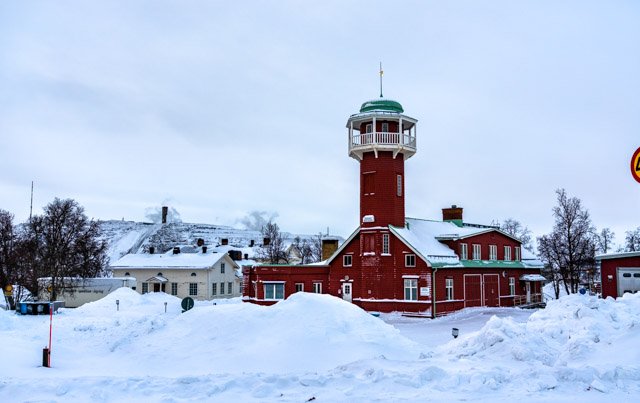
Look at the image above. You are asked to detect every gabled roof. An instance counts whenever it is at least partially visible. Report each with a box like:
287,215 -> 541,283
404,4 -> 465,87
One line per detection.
325,218 -> 544,269
325,227 -> 361,265
110,251 -> 238,270
390,218 -> 543,269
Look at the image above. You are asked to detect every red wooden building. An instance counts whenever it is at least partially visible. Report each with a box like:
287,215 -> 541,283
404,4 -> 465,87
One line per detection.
595,251 -> 640,299
243,97 -> 544,316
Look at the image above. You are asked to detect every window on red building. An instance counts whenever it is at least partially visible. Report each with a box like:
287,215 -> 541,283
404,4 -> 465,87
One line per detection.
363,173 -> 375,195
404,279 -> 417,300
515,247 -> 521,261
445,278 -> 454,300
460,243 -> 468,260
504,246 -> 512,261
343,255 -> 352,266
405,254 -> 416,267
472,244 -> 481,260
383,234 -> 389,254
489,245 -> 497,260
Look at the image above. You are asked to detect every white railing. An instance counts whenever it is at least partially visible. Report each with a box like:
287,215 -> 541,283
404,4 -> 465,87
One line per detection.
350,132 -> 416,149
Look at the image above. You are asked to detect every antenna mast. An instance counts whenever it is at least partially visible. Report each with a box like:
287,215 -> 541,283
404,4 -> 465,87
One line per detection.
29,181 -> 33,222
379,62 -> 383,98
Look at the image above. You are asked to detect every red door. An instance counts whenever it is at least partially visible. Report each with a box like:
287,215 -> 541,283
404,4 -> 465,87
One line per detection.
483,274 -> 499,307
464,275 -> 482,307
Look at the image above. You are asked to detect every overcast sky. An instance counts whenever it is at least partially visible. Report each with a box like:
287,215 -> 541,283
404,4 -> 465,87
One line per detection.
1,1 -> 639,249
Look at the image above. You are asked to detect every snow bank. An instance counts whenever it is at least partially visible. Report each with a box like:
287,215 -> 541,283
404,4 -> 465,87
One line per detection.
444,293 -> 640,393
141,292 -> 422,373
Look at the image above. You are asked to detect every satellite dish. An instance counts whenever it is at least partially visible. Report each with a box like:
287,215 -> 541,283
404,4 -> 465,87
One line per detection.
181,297 -> 194,312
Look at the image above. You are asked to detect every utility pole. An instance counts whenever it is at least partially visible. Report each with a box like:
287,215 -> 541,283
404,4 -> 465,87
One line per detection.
29,181 -> 34,222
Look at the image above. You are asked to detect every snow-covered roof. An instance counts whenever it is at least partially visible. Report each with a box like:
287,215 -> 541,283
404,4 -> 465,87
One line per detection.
110,252 -> 234,269
390,219 -> 462,266
390,218 -> 544,269
520,274 -> 546,281
595,251 -> 640,260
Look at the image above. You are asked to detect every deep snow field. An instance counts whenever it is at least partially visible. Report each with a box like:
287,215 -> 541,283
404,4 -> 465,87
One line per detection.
1,290 -> 639,402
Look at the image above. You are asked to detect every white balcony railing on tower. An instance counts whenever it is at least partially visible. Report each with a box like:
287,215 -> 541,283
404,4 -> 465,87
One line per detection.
350,132 -> 416,148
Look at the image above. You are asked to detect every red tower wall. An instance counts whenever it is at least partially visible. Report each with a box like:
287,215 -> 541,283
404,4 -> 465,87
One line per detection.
360,151 -> 405,228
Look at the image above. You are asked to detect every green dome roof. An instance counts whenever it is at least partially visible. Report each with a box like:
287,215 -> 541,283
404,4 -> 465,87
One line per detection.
359,98 -> 404,113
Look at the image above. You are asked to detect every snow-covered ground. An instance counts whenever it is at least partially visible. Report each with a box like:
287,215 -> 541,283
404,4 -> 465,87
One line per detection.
1,290 -> 639,402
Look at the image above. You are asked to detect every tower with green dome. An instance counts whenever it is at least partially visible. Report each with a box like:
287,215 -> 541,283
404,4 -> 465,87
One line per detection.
346,95 -> 418,229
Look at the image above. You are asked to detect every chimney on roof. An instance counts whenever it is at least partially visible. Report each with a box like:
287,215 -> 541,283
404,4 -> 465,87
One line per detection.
202,246 -> 207,253
197,238 -> 204,247
442,205 -> 463,227
149,246 -> 155,254
173,247 -> 180,254
322,239 -> 339,261
162,206 -> 168,224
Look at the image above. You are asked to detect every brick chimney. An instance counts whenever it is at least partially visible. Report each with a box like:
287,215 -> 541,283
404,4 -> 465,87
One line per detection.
321,239 -> 339,261
162,206 -> 168,224
442,205 -> 463,227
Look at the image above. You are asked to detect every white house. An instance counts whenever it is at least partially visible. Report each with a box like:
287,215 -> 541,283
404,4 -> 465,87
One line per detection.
111,250 -> 241,300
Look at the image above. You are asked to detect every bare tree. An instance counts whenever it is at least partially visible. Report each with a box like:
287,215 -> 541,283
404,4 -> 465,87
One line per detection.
595,228 -> 615,254
257,222 -> 288,264
311,232 -> 323,263
0,210 -> 19,308
292,236 -> 314,265
500,218 -> 534,252
537,189 -> 596,297
27,198 -> 109,301
624,227 -> 640,252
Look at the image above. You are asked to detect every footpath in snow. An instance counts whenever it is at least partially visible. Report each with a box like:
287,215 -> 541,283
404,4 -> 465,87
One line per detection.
1,289 -> 639,402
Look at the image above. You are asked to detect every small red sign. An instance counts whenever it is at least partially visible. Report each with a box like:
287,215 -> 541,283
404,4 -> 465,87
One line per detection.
632,147 -> 640,184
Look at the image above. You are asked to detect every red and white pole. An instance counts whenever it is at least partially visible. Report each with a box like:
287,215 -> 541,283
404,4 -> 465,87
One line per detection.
48,302 -> 52,368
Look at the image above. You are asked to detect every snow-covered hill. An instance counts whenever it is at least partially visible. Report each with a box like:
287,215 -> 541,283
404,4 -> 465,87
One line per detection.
99,220 -> 340,265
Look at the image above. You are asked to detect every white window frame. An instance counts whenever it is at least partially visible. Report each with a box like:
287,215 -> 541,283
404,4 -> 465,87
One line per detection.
141,282 -> 148,294
382,234 -> 389,254
343,255 -> 352,267
295,283 -> 304,292
397,175 -> 402,197
489,245 -> 497,260
445,278 -> 454,301
472,244 -> 481,260
366,123 -> 372,133
313,282 -> 322,294
228,282 -> 233,295
382,122 -> 389,132
460,243 -> 468,260
264,282 -> 284,300
405,254 -> 416,267
220,282 -> 224,295
515,247 -> 521,261
171,282 -> 178,296
189,283 -> 198,296
509,277 -> 515,295
504,246 -> 512,261
220,263 -> 225,274
212,283 -> 217,296
404,279 -> 417,301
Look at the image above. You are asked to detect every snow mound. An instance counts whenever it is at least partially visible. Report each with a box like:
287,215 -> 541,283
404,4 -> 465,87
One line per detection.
445,293 -> 640,392
141,292 -> 423,374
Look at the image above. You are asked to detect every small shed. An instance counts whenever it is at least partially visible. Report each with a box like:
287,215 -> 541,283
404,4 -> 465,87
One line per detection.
595,251 -> 640,299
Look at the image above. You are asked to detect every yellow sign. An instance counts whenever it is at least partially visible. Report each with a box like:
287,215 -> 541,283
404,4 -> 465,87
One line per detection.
632,147 -> 640,184
47,286 -> 52,293
5,285 -> 12,292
